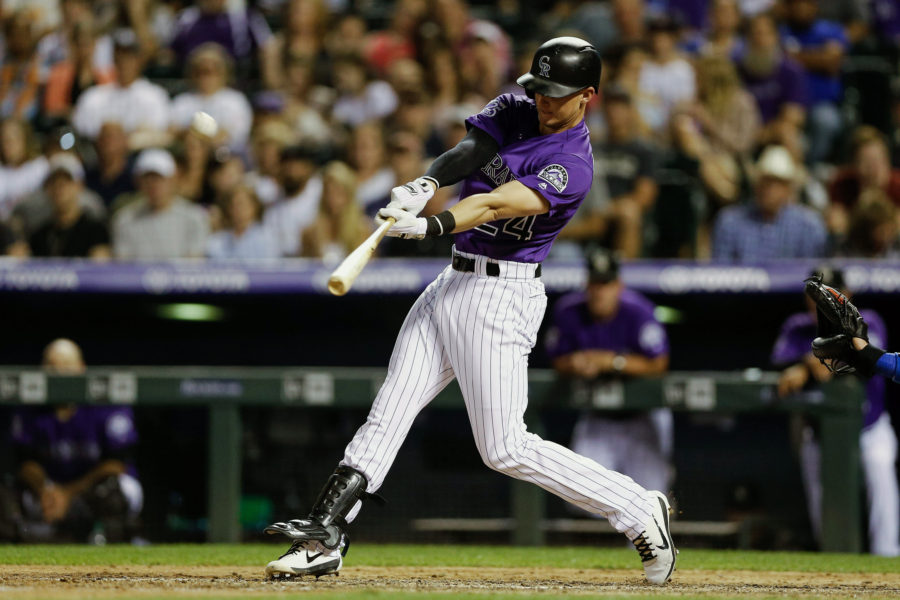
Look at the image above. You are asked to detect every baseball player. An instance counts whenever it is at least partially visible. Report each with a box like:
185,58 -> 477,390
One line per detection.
545,249 -> 673,497
265,37 -> 677,585
775,268 -> 898,556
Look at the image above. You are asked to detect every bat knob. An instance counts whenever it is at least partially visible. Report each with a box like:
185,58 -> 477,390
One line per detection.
327,277 -> 348,296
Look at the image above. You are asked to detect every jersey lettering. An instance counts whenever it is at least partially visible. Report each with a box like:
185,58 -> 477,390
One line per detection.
479,96 -> 507,117
475,215 -> 536,241
481,154 -> 517,188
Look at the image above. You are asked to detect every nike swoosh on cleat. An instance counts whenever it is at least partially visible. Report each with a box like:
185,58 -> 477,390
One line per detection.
654,520 -> 670,551
306,551 -> 323,561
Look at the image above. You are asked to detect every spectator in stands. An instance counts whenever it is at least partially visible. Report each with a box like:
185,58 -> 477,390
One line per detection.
72,29 -> 170,148
0,117 -> 48,221
773,267 -> 899,556
712,145 -> 826,261
546,249 -> 673,497
263,0 -> 330,89
206,185 -> 277,260
200,148 -> 245,208
263,145 -> 322,257
605,43 -> 660,136
170,0 -> 276,75
42,20 -> 115,120
331,53 -> 398,128
430,0 -> 512,87
0,10 -> 41,121
281,56 -> 332,147
300,161 -> 370,261
827,126 -> 900,237
170,43 -> 253,152
248,120 -> 296,206
638,15 -> 696,133
566,85 -> 659,259
611,0 -> 649,46
364,0 -> 425,77
0,220 -> 27,256
737,13 -> 808,160
838,190 -> 900,258
34,0 -> 113,75
870,0 -> 900,45
349,121 -> 394,214
29,153 -> 110,259
682,0 -> 744,57
674,54 -> 761,207
0,339 -> 143,543
779,0 -> 848,165
816,0 -> 869,45
424,43 -> 463,118
83,122 -> 135,209
112,148 -> 209,260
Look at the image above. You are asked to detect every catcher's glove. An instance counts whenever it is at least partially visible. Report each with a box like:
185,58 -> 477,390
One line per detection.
803,274 -> 881,376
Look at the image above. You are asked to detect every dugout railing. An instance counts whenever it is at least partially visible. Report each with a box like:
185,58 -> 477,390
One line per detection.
0,367 -> 863,551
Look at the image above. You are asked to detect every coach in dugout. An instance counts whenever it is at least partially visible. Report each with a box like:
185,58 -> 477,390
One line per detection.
0,339 -> 142,544
545,248 -> 673,496
773,267 -> 899,556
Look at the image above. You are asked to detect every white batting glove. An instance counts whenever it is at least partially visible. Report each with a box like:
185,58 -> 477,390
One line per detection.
386,176 -> 438,216
376,207 -> 427,239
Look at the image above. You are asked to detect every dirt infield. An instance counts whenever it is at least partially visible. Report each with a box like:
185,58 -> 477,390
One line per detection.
1,565 -> 899,598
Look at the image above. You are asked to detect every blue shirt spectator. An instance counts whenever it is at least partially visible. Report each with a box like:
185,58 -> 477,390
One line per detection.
779,19 -> 847,105
171,0 -> 273,64
713,146 -> 827,261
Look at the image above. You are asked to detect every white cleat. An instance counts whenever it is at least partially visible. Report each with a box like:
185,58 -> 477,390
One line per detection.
633,490 -> 677,585
265,540 -> 342,579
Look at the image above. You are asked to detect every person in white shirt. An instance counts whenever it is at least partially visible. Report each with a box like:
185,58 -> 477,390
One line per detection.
71,29 -> 170,148
263,145 -> 322,257
170,43 -> 253,152
207,185 -> 277,260
638,16 -> 696,135
331,53 -> 398,128
112,148 -> 209,260
0,117 -> 48,220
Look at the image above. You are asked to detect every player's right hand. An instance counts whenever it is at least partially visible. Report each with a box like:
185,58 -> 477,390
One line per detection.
386,177 -> 438,216
376,207 -> 427,239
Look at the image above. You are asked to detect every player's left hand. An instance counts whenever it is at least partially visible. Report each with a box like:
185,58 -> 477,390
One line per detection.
376,207 -> 427,239
386,177 -> 438,216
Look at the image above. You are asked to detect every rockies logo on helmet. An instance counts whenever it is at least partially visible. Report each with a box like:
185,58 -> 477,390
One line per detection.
538,55 -> 551,77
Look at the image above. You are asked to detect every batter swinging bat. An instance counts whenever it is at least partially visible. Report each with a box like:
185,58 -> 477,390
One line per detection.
327,218 -> 396,296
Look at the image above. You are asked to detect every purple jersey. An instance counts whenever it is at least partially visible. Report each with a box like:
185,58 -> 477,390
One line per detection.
545,288 -> 669,359
454,93 -> 594,263
11,406 -> 138,484
771,310 -> 886,428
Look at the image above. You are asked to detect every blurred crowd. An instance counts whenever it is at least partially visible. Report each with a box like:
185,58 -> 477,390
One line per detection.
0,0 -> 898,263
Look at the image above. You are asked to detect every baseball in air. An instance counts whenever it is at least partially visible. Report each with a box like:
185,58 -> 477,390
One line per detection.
191,111 -> 218,138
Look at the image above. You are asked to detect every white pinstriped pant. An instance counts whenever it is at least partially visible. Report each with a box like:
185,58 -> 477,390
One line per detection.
342,250 -> 654,539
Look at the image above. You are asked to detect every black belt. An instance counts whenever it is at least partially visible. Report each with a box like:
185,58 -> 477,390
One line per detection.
451,255 -> 541,278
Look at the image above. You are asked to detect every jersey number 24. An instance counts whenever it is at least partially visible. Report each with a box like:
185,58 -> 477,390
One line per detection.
475,215 -> 537,241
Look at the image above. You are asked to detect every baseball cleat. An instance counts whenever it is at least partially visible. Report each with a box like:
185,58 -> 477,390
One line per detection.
265,540 -> 342,579
633,490 -> 677,585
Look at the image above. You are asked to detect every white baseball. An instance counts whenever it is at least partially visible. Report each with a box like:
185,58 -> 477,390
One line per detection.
191,111 -> 219,138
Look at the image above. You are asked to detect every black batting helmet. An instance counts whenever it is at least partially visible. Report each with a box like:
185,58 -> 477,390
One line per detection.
517,37 -> 602,99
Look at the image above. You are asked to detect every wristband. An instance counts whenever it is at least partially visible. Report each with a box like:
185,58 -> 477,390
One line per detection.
425,210 -> 456,237
854,343 -> 885,378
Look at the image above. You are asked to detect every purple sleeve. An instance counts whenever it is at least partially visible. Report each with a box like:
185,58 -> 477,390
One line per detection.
518,154 -> 593,213
863,310 -> 887,350
465,94 -> 518,146
545,299 -> 581,359
10,409 -> 32,447
101,408 -> 138,452
783,59 -> 810,108
771,323 -> 807,366
635,318 -> 669,358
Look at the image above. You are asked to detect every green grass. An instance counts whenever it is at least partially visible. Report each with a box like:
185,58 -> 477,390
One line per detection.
0,544 -> 898,574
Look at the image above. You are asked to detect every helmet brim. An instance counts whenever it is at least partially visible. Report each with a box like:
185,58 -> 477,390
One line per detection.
516,73 -> 587,98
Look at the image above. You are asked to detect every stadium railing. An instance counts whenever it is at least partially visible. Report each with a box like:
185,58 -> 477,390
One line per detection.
0,366 -> 864,552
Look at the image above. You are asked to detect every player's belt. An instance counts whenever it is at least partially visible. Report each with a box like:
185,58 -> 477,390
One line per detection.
451,255 -> 542,278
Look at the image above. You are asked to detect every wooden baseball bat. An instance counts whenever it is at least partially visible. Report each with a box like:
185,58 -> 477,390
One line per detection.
327,217 -> 396,296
